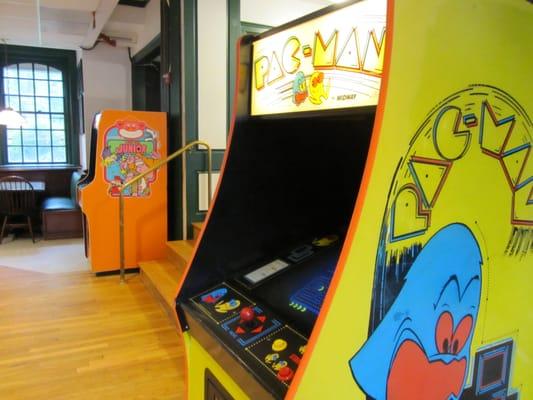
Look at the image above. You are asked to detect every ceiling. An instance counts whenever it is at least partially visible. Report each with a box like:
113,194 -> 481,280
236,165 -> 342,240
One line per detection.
0,0 -> 341,50
0,0 -> 146,50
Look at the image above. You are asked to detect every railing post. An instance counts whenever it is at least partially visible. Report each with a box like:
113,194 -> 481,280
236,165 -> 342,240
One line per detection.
117,140 -> 212,284
119,190 -> 125,284
206,144 -> 212,208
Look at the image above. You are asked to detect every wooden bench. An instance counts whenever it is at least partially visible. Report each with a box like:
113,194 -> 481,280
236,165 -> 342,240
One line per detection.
41,171 -> 83,240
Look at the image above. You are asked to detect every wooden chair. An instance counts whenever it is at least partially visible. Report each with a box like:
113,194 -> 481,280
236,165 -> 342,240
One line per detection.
0,175 -> 36,244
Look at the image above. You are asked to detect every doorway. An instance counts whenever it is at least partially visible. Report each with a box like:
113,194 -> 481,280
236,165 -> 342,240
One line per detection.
132,36 -> 161,112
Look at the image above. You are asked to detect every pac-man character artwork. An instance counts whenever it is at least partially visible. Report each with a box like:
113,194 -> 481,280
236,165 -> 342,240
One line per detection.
350,85 -> 530,400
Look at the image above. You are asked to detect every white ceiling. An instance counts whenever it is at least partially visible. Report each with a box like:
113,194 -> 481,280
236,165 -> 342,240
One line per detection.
0,0 -> 341,50
0,0 -> 143,49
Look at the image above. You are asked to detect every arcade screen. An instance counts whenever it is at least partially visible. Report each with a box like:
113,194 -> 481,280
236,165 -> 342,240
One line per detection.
235,239 -> 341,337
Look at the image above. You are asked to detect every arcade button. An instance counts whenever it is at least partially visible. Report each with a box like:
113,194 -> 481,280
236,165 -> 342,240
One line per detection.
265,353 -> 280,364
272,338 -> 288,352
272,360 -> 288,371
298,344 -> 306,355
277,366 -> 294,382
289,353 -> 301,364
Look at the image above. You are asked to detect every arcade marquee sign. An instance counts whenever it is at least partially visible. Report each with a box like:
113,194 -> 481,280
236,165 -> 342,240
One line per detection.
251,0 -> 386,116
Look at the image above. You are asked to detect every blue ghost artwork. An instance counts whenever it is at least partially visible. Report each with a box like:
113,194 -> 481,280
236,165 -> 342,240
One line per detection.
350,223 -> 482,400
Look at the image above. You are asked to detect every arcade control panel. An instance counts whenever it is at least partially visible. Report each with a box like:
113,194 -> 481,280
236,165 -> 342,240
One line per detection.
190,284 -> 306,390
181,235 -> 341,399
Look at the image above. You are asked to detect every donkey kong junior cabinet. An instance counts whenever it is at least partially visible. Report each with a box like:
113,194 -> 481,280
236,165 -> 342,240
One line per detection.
79,110 -> 167,273
175,0 -> 532,399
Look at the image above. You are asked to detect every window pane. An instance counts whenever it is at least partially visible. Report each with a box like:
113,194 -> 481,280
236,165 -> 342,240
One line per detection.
49,81 -> 63,97
34,64 -> 48,79
20,96 -> 35,112
37,130 -> 51,146
38,146 -> 52,162
51,114 -> 64,130
7,146 -> 22,163
23,146 -> 37,162
52,146 -> 66,162
3,61 -> 68,165
35,80 -> 49,96
37,113 -> 50,129
6,95 -> 20,110
50,97 -> 64,113
22,130 -> 37,145
35,97 -> 49,112
7,129 -> 21,145
5,78 -> 19,95
19,63 -> 34,79
52,130 -> 65,146
49,67 -> 62,81
22,113 -> 36,129
4,64 -> 18,78
19,79 -> 34,96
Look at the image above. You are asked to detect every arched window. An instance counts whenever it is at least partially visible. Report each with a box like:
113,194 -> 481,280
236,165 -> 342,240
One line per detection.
0,45 -> 78,166
3,63 -> 66,163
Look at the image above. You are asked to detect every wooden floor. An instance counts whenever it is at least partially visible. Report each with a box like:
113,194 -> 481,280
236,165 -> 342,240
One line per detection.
0,266 -> 186,399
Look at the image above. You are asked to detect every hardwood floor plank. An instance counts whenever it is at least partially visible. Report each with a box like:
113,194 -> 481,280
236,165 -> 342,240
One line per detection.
0,267 -> 185,399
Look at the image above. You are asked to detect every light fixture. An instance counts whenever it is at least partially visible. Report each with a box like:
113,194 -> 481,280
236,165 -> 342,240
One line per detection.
0,108 -> 26,127
0,39 -> 26,127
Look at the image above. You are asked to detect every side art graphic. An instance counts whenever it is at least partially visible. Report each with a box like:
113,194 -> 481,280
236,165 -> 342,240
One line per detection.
101,120 -> 161,197
350,85 -> 530,400
350,223 -> 482,400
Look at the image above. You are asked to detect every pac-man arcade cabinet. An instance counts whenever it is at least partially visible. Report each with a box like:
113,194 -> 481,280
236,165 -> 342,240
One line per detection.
175,1 -> 386,398
176,0 -> 533,398
79,110 -> 167,273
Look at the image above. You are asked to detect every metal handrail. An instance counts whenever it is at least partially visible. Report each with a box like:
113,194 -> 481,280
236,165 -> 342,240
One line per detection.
118,140 -> 212,283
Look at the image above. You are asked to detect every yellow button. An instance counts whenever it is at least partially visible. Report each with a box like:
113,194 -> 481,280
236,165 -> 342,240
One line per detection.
272,339 -> 287,352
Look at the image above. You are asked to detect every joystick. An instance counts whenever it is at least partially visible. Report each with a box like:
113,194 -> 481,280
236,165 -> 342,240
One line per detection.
240,307 -> 256,328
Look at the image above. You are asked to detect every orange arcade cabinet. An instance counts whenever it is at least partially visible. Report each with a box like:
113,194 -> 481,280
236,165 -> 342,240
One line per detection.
79,110 -> 167,273
175,0 -> 531,399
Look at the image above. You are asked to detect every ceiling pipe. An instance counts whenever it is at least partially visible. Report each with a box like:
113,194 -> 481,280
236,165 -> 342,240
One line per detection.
36,0 -> 42,46
81,0 -> 120,49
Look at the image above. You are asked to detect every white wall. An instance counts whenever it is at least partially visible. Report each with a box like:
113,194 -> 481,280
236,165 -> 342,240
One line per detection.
241,0 -> 330,27
197,0 -> 228,150
80,44 -> 131,167
195,0 -> 329,152
131,0 -> 161,56
192,0 -> 330,209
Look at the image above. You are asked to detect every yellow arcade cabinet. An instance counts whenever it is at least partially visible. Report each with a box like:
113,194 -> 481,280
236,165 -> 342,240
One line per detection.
176,0 -> 385,398
176,0 -> 532,399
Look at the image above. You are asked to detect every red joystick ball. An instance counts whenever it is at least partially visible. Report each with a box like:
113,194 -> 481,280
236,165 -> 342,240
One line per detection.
277,366 -> 294,382
240,307 -> 255,323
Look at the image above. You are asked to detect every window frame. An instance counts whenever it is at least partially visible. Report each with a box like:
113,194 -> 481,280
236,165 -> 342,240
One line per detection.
0,45 -> 79,167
